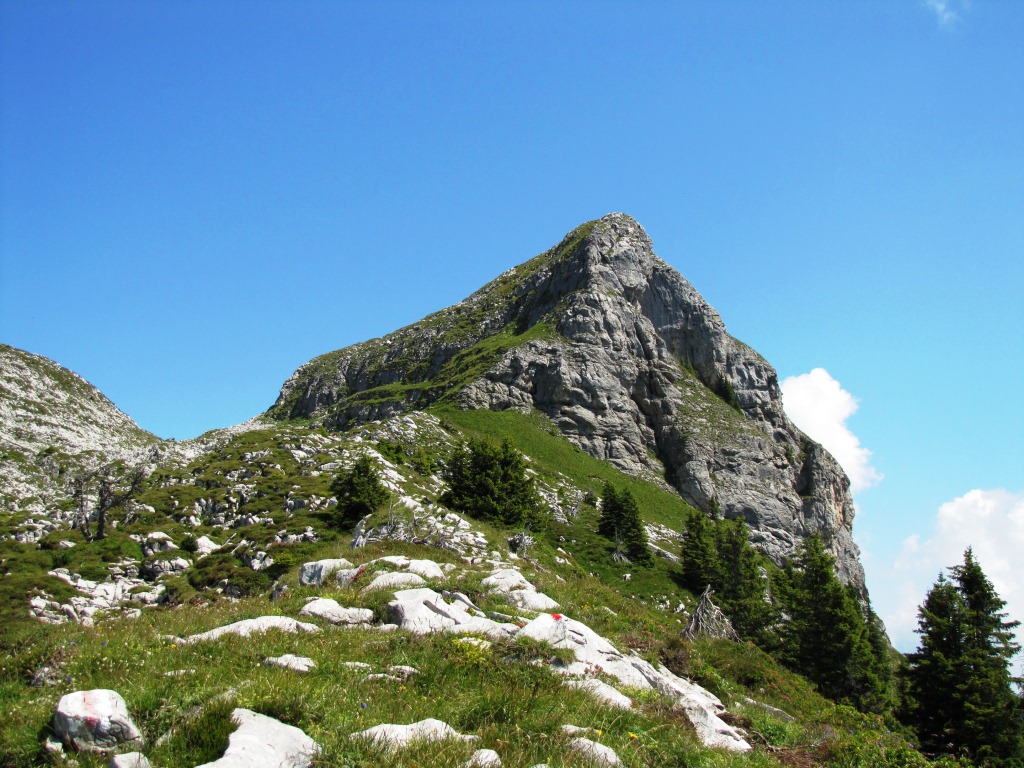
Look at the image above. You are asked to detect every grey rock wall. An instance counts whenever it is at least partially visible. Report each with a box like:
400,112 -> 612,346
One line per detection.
272,214 -> 865,588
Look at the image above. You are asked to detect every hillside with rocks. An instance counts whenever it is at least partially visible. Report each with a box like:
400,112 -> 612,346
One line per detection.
270,214 -> 863,588
1,402 -> 919,767
0,216 -> 937,768
0,344 -> 160,530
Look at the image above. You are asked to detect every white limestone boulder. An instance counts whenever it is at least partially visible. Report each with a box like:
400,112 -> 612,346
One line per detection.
480,569 -> 532,593
405,559 -> 447,580
194,536 -> 221,557
298,558 -> 354,586
565,679 -> 632,710
264,655 -> 316,673
363,572 -> 425,591
517,613 -> 750,752
507,589 -> 559,613
298,598 -> 374,626
350,718 -> 479,751
568,737 -> 620,766
109,753 -> 151,768
177,616 -> 319,645
194,708 -> 318,768
52,689 -> 143,752
386,588 -> 517,639
463,748 -> 502,767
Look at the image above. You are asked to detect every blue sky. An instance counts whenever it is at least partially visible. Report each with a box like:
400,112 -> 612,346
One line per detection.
2,1 -> 1022,654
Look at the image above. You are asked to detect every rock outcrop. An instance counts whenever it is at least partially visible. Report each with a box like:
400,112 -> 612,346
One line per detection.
0,344 -> 159,511
194,708 -> 319,768
52,689 -> 144,752
270,215 -> 864,586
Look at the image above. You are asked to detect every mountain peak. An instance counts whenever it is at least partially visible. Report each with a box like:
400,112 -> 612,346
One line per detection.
269,218 -> 864,588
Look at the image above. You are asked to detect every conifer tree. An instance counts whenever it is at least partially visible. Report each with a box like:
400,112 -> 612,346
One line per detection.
680,508 -> 718,593
440,438 -> 546,529
597,482 -> 652,565
597,482 -> 622,538
777,535 -> 886,709
329,456 -> 390,529
714,518 -> 776,642
905,549 -> 1023,765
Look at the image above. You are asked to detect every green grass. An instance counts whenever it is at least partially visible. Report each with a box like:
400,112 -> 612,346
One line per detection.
431,406 -> 697,529
0,533 -> 953,768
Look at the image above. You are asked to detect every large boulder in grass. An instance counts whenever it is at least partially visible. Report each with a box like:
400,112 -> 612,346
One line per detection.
386,588 -> 517,639
568,737 -> 620,766
177,616 -> 319,645
52,689 -> 143,752
298,558 -> 354,586
109,754 -> 151,768
349,718 -> 479,751
298,598 -> 373,626
195,708 -> 318,768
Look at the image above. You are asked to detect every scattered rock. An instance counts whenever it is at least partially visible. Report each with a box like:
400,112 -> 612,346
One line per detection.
565,679 -> 632,710
387,665 -> 419,679
350,718 -> 479,751
52,689 -> 143,752
363,571 -> 426,591
463,748 -> 502,767
109,753 -> 151,768
298,598 -> 373,626
298,558 -> 354,586
264,655 -> 316,673
194,708 -> 318,768
386,587 -> 517,639
482,567 -> 558,613
177,616 -> 319,645
568,737 -> 620,766
194,535 -> 221,556
561,725 -> 598,736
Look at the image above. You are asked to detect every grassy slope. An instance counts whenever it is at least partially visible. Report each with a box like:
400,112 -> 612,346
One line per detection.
0,410 -> 941,768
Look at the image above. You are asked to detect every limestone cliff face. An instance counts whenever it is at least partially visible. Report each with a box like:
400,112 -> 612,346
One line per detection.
271,214 -> 864,588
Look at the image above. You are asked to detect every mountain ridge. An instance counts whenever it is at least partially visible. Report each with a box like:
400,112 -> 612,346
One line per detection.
270,214 -> 864,588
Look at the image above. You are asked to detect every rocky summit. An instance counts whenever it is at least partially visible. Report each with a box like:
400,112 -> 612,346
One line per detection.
0,215 -> 904,768
270,214 -> 864,588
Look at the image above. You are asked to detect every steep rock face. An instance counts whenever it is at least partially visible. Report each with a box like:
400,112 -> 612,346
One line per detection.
270,215 -> 864,588
0,345 -> 159,510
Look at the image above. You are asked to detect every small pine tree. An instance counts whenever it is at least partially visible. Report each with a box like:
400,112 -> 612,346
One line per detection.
713,518 -> 776,643
597,482 -> 622,538
598,483 -> 652,565
329,456 -> 390,529
905,549 -> 1023,765
440,438 -> 546,529
680,508 -> 719,593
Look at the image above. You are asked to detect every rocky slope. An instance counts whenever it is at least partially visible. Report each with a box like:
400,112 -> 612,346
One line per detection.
270,214 -> 864,588
0,344 -> 160,513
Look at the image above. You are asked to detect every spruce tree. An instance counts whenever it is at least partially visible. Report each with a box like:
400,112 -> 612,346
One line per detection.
905,549 -> 1023,765
329,456 -> 390,529
777,535 -> 885,708
597,482 -> 622,538
440,438 -> 546,529
714,518 -> 776,643
598,482 -> 652,565
680,508 -> 718,593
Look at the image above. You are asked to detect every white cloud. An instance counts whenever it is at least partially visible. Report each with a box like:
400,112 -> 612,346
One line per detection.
885,489 -> 1024,672
780,368 -> 882,494
923,0 -> 968,29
